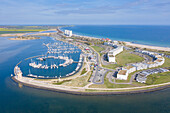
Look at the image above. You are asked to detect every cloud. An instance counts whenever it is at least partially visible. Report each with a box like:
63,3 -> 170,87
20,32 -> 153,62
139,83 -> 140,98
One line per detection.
153,1 -> 170,7
53,0 -> 150,15
0,0 -> 170,25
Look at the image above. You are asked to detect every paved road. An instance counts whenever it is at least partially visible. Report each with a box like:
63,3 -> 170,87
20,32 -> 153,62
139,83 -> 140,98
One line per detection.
92,68 -> 108,84
107,71 -> 137,85
90,46 -> 116,84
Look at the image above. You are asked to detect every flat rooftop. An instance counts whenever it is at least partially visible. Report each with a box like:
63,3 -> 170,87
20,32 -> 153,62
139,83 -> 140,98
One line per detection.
118,70 -> 127,75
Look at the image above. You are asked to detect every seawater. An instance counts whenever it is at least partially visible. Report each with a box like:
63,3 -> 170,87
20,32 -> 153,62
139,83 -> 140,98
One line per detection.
0,35 -> 169,113
61,25 -> 170,47
17,38 -> 81,78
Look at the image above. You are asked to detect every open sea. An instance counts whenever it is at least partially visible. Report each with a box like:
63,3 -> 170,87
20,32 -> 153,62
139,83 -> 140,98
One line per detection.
61,25 -> 170,47
0,26 -> 170,113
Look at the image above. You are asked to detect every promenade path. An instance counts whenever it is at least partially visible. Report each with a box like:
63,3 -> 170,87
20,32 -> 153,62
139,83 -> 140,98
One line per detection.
14,76 -> 170,92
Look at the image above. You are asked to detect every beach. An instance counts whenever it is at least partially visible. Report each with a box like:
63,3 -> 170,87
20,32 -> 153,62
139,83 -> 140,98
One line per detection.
0,30 -> 57,37
1,29 -> 170,52
125,42 -> 170,52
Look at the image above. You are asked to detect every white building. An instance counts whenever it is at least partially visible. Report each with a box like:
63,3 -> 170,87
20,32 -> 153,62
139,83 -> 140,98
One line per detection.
116,49 -> 165,81
113,41 -> 119,44
64,30 -> 72,37
122,65 -> 136,74
132,51 -> 165,71
104,42 -> 117,47
132,63 -> 148,70
117,70 -> 128,80
107,46 -> 123,62
108,54 -> 116,62
15,66 -> 22,79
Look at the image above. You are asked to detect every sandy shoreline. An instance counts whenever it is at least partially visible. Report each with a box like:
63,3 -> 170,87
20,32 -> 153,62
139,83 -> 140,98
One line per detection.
60,28 -> 170,52
8,37 -> 41,40
0,33 -> 27,37
1,29 -> 170,52
12,76 -> 170,96
0,29 -> 57,37
125,42 -> 170,52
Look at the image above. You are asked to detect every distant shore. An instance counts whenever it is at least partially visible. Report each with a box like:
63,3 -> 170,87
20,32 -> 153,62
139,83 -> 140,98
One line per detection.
0,29 -> 57,37
0,33 -> 27,37
9,36 -> 41,40
1,28 -> 170,52
125,42 -> 170,52
60,27 -> 170,52
73,33 -> 170,52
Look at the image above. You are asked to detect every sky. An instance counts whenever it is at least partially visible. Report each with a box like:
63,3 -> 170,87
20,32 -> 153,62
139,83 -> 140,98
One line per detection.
0,0 -> 170,25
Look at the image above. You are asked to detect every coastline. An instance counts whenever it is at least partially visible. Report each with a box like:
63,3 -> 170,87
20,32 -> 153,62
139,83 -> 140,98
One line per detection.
0,33 -> 27,37
10,27 -> 170,95
8,37 -> 41,40
1,28 -> 170,52
60,27 -> 170,52
12,76 -> 170,95
73,33 -> 170,52
0,29 -> 57,37
125,42 -> 170,52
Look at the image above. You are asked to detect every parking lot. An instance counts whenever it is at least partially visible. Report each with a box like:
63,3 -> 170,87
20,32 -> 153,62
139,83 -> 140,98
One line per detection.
136,68 -> 169,83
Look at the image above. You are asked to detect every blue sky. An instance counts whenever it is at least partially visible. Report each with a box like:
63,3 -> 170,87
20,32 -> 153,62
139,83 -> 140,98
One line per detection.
0,0 -> 170,25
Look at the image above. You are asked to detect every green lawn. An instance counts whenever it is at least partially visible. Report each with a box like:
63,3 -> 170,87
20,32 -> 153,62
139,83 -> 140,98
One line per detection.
91,46 -> 104,53
146,72 -> 170,85
102,64 -> 120,70
0,31 -> 38,34
61,71 -> 91,87
81,68 -> 87,75
116,50 -> 144,66
0,28 -> 46,31
102,50 -> 144,70
53,80 -> 71,85
160,57 -> 170,67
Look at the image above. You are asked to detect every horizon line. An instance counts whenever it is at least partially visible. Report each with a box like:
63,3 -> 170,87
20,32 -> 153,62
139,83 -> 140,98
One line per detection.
0,24 -> 170,26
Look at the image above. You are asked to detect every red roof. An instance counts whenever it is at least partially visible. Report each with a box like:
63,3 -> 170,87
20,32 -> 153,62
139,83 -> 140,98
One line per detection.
106,38 -> 110,41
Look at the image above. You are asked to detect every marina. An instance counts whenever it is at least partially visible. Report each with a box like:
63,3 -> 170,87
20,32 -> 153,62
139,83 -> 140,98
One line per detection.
14,36 -> 83,79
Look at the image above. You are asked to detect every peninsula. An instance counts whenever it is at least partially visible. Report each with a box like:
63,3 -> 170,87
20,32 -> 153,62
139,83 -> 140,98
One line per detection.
10,26 -> 170,95
9,36 -> 41,40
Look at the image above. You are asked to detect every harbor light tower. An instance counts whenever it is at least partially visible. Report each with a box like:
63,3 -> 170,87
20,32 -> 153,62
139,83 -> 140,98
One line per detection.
15,66 -> 23,80
17,72 -> 23,79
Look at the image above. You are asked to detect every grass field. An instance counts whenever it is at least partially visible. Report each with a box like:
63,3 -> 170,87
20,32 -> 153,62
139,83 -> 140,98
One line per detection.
0,31 -> 38,34
102,64 -> 120,70
91,46 -> 104,53
53,80 -> 71,85
0,28 -> 46,31
146,72 -> 170,85
61,71 -> 91,87
160,57 -> 170,67
81,68 -> 87,75
102,50 -> 144,69
116,50 -> 144,66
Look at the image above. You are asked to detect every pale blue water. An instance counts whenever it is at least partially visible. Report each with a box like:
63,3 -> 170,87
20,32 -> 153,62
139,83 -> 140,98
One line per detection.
61,25 -> 170,47
17,38 -> 81,78
0,32 -> 169,113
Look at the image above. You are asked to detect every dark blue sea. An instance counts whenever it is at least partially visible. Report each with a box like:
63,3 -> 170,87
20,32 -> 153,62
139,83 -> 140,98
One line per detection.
0,30 -> 169,113
61,25 -> 170,47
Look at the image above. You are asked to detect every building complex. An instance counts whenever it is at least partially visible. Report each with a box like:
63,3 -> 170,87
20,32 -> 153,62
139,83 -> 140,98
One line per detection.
64,30 -> 72,37
107,46 -> 123,62
117,50 -> 165,81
